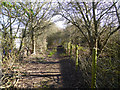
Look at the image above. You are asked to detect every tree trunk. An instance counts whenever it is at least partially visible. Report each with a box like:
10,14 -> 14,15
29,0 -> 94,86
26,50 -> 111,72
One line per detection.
67,42 -> 70,55
91,47 -> 97,88
91,2 -> 98,88
9,11 -> 13,51
31,32 -> 34,54
91,38 -> 98,88
70,42 -> 72,56
18,23 -> 28,54
75,44 -> 79,70
19,39 -> 23,52
33,36 -> 36,54
0,37 -> 2,85
31,28 -> 36,54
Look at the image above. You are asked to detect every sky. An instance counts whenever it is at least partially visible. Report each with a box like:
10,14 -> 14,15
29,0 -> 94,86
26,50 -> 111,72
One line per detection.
51,15 -> 67,29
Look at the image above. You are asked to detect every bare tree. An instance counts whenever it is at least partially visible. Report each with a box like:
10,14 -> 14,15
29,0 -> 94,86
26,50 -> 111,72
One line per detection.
0,2 -> 22,56
18,1 -> 52,54
55,1 -> 120,55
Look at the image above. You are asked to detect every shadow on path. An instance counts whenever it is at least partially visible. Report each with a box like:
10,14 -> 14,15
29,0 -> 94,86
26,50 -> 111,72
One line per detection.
59,56 -> 89,88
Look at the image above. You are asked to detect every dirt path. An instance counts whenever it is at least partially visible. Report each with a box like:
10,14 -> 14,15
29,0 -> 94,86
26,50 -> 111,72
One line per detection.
14,52 -> 89,88
14,53 -> 62,88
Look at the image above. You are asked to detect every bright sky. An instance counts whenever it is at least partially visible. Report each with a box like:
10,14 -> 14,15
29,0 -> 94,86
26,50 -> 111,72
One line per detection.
51,15 -> 67,29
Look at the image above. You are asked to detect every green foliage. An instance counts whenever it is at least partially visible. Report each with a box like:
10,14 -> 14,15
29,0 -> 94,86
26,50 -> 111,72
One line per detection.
48,49 -> 56,57
47,31 -> 62,48
2,2 -> 7,6
48,51 -> 54,57
8,2 -> 12,7
78,46 -> 86,51
59,53 -> 66,56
